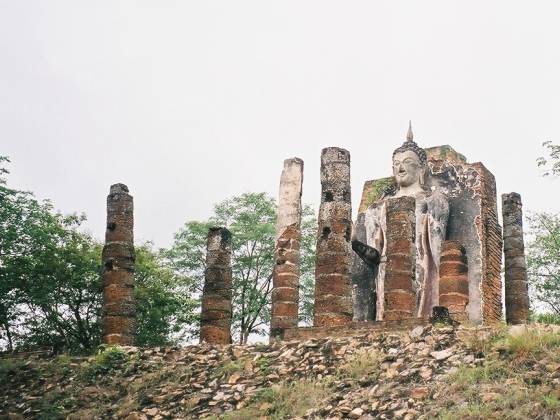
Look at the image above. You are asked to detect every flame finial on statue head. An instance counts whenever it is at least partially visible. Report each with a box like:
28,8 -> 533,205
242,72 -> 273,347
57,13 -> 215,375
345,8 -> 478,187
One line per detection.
392,120 -> 427,165
407,120 -> 413,142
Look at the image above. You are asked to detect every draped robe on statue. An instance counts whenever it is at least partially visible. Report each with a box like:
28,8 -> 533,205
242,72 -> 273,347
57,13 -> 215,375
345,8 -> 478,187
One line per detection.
364,189 -> 449,320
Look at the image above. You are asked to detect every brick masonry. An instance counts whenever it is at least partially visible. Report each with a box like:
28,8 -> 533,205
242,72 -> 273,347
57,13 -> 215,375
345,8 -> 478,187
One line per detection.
439,240 -> 469,321
102,183 -> 136,345
383,196 -> 417,321
502,193 -> 530,324
200,227 -> 233,344
314,147 -> 353,327
271,158 -> 304,341
355,145 -> 503,324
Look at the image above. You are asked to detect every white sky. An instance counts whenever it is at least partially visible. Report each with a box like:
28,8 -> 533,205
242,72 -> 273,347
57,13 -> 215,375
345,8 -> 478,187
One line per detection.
2,1 -> 559,248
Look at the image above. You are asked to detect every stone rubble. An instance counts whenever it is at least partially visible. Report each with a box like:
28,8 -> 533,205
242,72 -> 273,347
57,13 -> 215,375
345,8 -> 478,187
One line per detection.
2,324 -> 559,419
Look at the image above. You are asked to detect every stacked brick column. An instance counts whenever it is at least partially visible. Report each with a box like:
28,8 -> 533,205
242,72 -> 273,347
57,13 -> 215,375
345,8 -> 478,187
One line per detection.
439,240 -> 469,321
270,158 -> 304,341
314,147 -> 353,327
383,196 -> 416,320
200,227 -> 233,344
502,193 -> 530,324
102,184 -> 136,345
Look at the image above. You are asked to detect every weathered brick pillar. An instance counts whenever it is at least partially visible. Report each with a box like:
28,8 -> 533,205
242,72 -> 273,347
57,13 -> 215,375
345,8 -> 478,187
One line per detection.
102,183 -> 136,345
502,193 -> 530,324
270,158 -> 304,341
200,227 -> 233,344
314,147 -> 353,327
383,196 -> 416,320
439,240 -> 469,321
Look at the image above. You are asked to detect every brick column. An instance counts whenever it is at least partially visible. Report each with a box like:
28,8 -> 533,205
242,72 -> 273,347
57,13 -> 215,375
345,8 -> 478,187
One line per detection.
102,183 -> 136,345
502,193 -> 530,324
270,158 -> 304,341
314,147 -> 353,327
383,196 -> 416,320
200,227 -> 233,344
439,240 -> 469,321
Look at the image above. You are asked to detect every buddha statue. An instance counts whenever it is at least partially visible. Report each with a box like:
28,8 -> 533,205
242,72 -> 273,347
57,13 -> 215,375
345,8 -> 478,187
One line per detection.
353,123 -> 449,320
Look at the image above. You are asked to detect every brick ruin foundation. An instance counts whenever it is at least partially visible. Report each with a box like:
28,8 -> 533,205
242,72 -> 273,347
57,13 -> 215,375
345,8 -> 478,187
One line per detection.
97,130 -> 530,345
313,147 -> 353,327
200,227 -> 233,344
352,145 -> 503,325
270,158 -> 304,341
502,193 -> 530,324
102,183 -> 136,346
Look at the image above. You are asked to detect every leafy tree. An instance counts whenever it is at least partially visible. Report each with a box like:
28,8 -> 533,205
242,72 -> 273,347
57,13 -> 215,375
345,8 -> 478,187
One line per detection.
527,212 -> 560,315
298,205 -> 317,325
537,141 -> 560,177
167,193 -> 317,344
0,156 -> 198,352
135,243 -> 198,346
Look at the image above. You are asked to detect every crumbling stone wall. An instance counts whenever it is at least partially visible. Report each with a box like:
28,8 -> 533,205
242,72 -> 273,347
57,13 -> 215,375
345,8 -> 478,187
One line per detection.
502,193 -> 530,324
271,158 -> 304,341
355,145 -> 503,324
314,147 -> 353,327
102,183 -> 136,345
439,240 -> 469,321
383,196 -> 417,320
200,227 -> 233,344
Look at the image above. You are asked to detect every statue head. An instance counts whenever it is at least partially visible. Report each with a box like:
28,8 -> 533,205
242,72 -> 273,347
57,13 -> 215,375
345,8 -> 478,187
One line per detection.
391,122 -> 427,195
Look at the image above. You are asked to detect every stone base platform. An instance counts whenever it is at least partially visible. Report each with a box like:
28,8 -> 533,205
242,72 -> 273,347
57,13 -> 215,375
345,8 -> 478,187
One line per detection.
283,318 -> 430,340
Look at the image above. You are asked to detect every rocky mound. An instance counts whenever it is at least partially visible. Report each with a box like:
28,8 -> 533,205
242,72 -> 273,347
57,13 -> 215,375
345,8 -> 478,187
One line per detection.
1,323 -> 559,419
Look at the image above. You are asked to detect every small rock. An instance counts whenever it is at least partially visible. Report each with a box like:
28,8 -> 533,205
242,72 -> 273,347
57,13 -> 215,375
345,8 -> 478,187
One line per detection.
144,408 -> 158,416
349,407 -> 364,418
228,373 -> 241,384
410,386 -> 429,400
430,348 -> 453,361
409,326 -> 424,339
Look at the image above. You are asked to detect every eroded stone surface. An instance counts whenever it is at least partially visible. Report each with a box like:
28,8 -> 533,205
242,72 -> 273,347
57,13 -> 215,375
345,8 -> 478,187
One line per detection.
314,147 -> 353,327
102,183 -> 136,345
200,227 -> 232,344
355,145 -> 503,324
502,192 -> 530,324
439,240 -> 469,321
271,158 -> 303,341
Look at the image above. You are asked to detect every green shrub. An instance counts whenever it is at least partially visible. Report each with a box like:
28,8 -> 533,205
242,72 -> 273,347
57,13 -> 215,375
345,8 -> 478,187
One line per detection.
82,346 -> 129,381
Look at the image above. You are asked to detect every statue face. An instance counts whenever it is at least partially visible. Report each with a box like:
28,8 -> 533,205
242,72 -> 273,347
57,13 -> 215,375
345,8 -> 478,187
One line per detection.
392,150 -> 424,189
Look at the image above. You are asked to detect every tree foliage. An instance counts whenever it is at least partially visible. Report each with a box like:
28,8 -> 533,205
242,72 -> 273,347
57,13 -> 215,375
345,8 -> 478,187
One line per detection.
167,193 -> 316,344
527,212 -> 560,315
537,141 -> 560,177
135,243 -> 198,347
0,157 -> 196,352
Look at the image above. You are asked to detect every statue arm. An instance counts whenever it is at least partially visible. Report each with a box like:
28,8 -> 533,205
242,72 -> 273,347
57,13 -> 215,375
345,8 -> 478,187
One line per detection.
352,240 -> 381,269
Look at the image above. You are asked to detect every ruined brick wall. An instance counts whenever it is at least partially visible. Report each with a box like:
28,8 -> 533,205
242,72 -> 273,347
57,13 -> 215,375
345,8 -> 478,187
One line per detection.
439,240 -> 469,321
383,197 -> 417,320
270,158 -> 303,341
355,145 -> 503,324
200,228 -> 232,344
472,163 -> 503,323
102,184 -> 136,345
314,147 -> 353,327
502,193 -> 530,324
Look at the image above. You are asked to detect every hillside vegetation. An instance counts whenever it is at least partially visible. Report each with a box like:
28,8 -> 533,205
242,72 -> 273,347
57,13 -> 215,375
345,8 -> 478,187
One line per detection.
1,323 -> 559,419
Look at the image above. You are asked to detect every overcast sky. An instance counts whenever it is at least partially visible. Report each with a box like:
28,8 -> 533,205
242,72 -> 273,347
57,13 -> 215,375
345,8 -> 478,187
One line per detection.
2,1 -> 559,248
